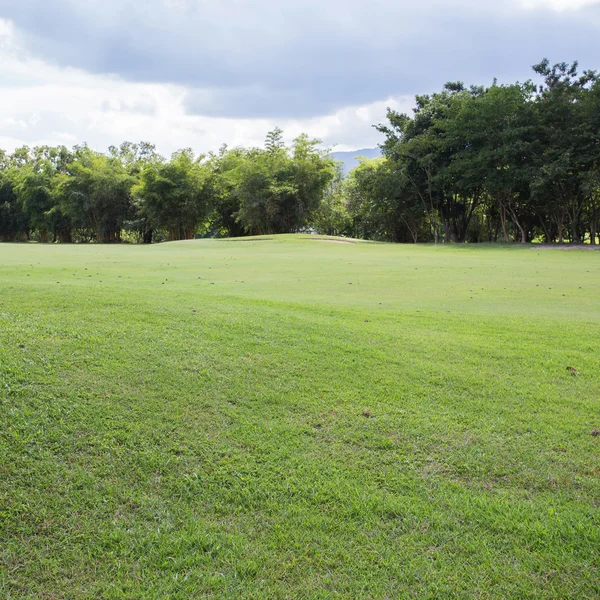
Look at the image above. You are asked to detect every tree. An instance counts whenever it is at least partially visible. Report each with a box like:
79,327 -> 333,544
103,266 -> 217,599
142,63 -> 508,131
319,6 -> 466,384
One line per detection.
345,157 -> 426,243
134,149 -> 212,240
311,167 -> 351,237
109,141 -> 162,243
206,146 -> 248,238
532,60 -> 599,243
12,146 -> 58,242
61,146 -> 135,242
235,130 -> 336,235
2,60 -> 599,246
0,151 -> 29,242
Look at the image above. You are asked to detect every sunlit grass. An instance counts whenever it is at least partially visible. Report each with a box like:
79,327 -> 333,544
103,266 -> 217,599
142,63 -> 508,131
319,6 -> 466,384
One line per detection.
1,236 -> 599,598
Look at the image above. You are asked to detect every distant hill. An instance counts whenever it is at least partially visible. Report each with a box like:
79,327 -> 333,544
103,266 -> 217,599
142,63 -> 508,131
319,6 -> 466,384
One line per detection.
331,147 -> 382,175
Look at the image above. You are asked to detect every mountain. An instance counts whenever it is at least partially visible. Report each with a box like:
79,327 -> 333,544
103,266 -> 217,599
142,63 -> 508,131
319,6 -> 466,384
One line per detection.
331,147 -> 382,176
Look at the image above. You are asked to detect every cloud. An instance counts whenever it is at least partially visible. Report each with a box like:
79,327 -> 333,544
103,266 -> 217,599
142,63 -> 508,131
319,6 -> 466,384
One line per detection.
521,0 -> 600,10
1,0 -> 599,120
0,18 -> 413,155
0,1 -> 599,154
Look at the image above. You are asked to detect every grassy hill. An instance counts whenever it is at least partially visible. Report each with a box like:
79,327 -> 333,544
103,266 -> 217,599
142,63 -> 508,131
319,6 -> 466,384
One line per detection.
1,236 -> 599,598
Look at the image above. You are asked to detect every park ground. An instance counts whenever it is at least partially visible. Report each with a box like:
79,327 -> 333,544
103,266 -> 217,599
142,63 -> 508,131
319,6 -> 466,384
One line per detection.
0,236 -> 599,598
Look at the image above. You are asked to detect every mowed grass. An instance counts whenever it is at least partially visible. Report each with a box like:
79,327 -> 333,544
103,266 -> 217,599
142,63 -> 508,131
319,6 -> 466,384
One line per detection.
0,235 -> 599,599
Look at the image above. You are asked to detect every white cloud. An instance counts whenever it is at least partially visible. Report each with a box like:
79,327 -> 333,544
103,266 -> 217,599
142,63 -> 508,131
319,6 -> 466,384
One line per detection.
521,0 -> 600,10
4,0 -> 599,121
0,18 -> 410,154
1,0 -> 598,156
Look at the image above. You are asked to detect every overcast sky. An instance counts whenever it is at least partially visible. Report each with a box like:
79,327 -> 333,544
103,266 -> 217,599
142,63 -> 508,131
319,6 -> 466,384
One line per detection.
1,0 -> 599,156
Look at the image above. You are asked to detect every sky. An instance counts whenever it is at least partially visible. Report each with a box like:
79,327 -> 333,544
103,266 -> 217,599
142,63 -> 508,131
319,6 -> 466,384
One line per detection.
0,0 -> 599,156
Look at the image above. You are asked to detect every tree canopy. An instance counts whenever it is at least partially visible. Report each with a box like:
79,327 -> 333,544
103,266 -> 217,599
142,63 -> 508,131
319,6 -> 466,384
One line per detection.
2,60 -> 599,245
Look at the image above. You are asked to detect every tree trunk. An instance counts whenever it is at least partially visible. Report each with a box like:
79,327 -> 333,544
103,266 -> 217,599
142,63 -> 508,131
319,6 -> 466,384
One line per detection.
507,202 -> 526,244
402,217 -> 418,244
571,218 -> 581,244
568,193 -> 584,244
442,220 -> 451,244
538,214 -> 552,243
59,230 -> 72,243
557,220 -> 564,244
500,205 -> 509,242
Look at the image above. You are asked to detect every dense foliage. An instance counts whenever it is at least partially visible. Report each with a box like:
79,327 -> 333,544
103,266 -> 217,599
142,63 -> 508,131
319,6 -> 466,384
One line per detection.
1,60 -> 599,244
357,60 -> 600,244
0,131 -> 336,243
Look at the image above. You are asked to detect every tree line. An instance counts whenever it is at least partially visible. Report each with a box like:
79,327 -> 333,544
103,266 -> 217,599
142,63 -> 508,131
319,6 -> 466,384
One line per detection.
339,59 -> 600,244
0,129 -> 336,243
1,59 -> 599,244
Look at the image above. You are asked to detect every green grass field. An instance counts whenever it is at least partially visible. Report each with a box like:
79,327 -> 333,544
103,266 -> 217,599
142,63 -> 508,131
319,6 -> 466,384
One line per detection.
1,236 -> 599,599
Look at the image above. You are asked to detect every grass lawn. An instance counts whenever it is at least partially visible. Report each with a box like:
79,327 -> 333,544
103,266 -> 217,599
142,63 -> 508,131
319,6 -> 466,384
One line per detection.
0,235 -> 599,599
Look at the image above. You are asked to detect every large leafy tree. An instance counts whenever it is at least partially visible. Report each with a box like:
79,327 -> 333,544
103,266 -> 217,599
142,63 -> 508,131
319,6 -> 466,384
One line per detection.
531,60 -> 599,243
373,62 -> 600,244
450,82 -> 538,242
345,157 -> 426,243
311,167 -> 351,237
581,79 -> 600,244
61,146 -> 135,242
135,149 -> 212,241
235,136 -> 293,235
235,129 -> 336,235
11,145 -> 73,242
205,146 -> 248,238
109,141 -> 162,243
378,84 -> 491,243
0,150 -> 29,241
289,134 -> 337,231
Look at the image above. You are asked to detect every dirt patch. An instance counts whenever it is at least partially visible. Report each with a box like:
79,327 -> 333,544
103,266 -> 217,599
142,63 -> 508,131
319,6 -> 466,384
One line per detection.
310,238 -> 357,245
219,238 -> 274,242
535,244 -> 600,250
